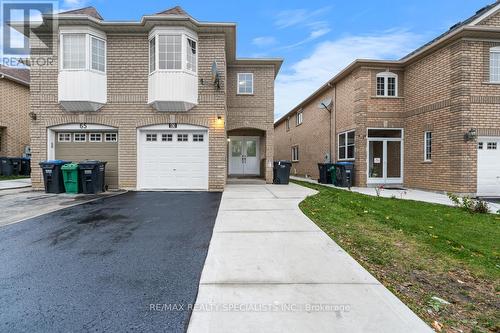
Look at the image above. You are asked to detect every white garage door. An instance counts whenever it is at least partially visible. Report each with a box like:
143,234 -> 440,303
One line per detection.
477,137 -> 500,197
137,126 -> 209,190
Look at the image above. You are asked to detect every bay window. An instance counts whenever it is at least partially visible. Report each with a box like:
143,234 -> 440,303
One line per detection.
338,130 -> 355,160
159,35 -> 182,70
61,33 -> 106,73
149,37 -> 156,73
186,38 -> 197,72
149,32 -> 198,73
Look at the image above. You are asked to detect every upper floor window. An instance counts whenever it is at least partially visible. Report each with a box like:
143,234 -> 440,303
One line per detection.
149,38 -> 156,73
376,72 -> 398,97
296,111 -> 303,126
286,117 -> 290,131
186,38 -> 197,72
338,130 -> 355,160
61,33 -> 106,73
237,73 -> 254,94
149,32 -> 197,74
159,35 -> 182,70
490,46 -> 500,83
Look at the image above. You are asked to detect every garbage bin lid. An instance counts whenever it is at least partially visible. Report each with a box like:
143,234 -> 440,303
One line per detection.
61,163 -> 79,170
335,161 -> 353,165
40,160 -> 72,165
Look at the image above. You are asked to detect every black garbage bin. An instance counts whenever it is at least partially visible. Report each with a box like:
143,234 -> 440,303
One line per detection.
20,158 -> 31,176
317,163 -> 334,184
334,162 -> 355,188
79,160 -> 107,194
273,160 -> 292,185
0,157 -> 7,176
39,160 -> 71,193
1,158 -> 20,176
10,158 -> 22,176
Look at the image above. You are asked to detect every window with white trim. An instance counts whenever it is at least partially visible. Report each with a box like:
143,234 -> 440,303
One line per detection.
338,131 -> 355,160
376,72 -> 398,97
62,34 -> 86,70
105,133 -> 118,142
490,46 -> 500,83
162,134 -> 173,142
286,118 -> 290,131
487,142 -> 498,150
89,133 -> 102,142
146,134 -> 157,142
296,111 -> 303,126
149,37 -> 156,73
91,36 -> 105,72
158,35 -> 182,70
177,134 -> 188,142
291,145 -> 299,162
424,131 -> 432,161
58,133 -> 72,142
193,134 -> 204,142
186,38 -> 197,73
237,73 -> 254,94
74,133 -> 86,142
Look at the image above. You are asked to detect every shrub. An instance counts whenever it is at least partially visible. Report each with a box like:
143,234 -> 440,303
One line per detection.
447,193 -> 490,214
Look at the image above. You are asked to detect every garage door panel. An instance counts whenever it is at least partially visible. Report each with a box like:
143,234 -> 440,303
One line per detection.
138,130 -> 209,190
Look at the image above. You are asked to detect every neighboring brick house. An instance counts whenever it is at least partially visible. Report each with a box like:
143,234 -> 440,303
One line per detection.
25,6 -> 281,191
275,2 -> 500,197
0,66 -> 30,157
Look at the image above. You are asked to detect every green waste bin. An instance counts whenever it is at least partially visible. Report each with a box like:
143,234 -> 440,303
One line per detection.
329,165 -> 337,185
61,163 -> 80,194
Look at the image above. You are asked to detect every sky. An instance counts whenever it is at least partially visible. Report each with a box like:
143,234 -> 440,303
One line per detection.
4,0 -> 495,120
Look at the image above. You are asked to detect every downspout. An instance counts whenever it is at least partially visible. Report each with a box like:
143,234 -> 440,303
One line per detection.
332,84 -> 336,163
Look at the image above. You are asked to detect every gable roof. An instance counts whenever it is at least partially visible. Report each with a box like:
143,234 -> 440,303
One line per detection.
155,6 -> 191,18
0,65 -> 30,86
59,6 -> 103,20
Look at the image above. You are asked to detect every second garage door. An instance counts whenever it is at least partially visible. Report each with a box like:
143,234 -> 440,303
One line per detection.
477,137 -> 500,197
137,127 -> 209,190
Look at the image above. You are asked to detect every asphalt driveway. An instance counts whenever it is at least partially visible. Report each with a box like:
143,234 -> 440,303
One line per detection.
0,191 -> 222,333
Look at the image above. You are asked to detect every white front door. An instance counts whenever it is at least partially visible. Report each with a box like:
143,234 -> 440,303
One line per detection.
229,137 -> 260,176
137,125 -> 209,190
367,129 -> 404,185
477,137 -> 500,196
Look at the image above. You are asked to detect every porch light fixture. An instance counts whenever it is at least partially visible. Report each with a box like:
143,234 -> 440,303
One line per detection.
464,128 -> 477,142
29,111 -> 37,120
217,115 -> 222,120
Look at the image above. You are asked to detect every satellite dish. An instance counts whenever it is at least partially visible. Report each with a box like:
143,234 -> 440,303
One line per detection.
319,98 -> 333,112
211,60 -> 221,89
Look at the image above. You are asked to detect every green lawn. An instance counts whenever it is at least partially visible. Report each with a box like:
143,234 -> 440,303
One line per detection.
294,180 -> 499,333
0,175 -> 29,181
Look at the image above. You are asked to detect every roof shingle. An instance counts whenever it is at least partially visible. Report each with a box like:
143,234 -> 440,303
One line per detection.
155,6 -> 191,18
59,6 -> 103,20
0,65 -> 30,85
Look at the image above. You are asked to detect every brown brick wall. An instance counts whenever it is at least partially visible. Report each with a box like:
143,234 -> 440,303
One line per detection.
30,29 -> 274,191
0,79 -> 30,157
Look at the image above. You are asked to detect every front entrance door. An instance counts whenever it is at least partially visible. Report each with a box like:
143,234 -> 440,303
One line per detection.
367,129 -> 403,184
229,137 -> 260,176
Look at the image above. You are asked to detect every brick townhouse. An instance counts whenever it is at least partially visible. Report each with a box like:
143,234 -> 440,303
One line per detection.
22,6 -> 281,191
0,65 -> 30,157
274,1 -> 500,197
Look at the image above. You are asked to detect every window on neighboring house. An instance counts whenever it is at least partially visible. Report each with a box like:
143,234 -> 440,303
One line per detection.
490,46 -> 500,83
74,133 -> 86,142
424,131 -> 432,161
193,134 -> 204,142
296,111 -> 303,126
105,133 -> 118,142
376,72 -> 398,97
162,134 -> 173,142
186,38 -> 197,73
146,134 -> 157,142
291,145 -> 299,162
338,130 -> 355,160
91,36 -> 105,72
89,133 -> 102,142
177,134 -> 189,142
286,118 -> 290,131
158,35 -> 182,70
237,73 -> 254,94
149,37 -> 156,73
58,133 -> 72,142
62,34 -> 86,70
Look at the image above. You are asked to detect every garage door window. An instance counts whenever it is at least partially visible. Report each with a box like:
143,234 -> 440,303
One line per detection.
58,133 -> 72,142
162,134 -> 173,142
74,133 -> 86,142
487,142 -> 498,150
146,134 -> 157,142
478,142 -> 484,150
89,133 -> 102,142
177,134 -> 188,142
105,133 -> 117,142
193,134 -> 204,142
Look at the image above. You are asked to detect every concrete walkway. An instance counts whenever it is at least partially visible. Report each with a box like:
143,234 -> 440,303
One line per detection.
0,178 -> 31,190
188,183 -> 431,333
292,176 -> 500,213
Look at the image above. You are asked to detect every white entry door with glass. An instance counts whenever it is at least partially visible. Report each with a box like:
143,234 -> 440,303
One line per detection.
229,137 -> 260,176
367,129 -> 403,184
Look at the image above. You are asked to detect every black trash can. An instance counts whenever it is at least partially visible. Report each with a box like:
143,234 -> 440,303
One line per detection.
20,158 -> 31,176
79,160 -> 107,194
273,160 -> 292,185
39,160 -> 71,193
1,158 -> 20,176
317,163 -> 334,184
10,158 -> 22,176
0,157 -> 7,176
334,162 -> 355,188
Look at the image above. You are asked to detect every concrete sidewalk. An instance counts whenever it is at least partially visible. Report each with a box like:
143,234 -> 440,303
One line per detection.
188,183 -> 431,333
0,178 -> 31,190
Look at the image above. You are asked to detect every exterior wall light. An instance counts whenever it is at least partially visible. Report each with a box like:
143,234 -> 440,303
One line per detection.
464,128 -> 477,142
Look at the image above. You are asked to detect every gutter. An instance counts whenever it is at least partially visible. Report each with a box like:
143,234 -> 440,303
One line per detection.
0,73 -> 30,87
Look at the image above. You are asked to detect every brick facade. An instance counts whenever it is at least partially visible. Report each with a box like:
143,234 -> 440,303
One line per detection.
0,79 -> 30,157
275,9 -> 500,195
29,10 -> 280,191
